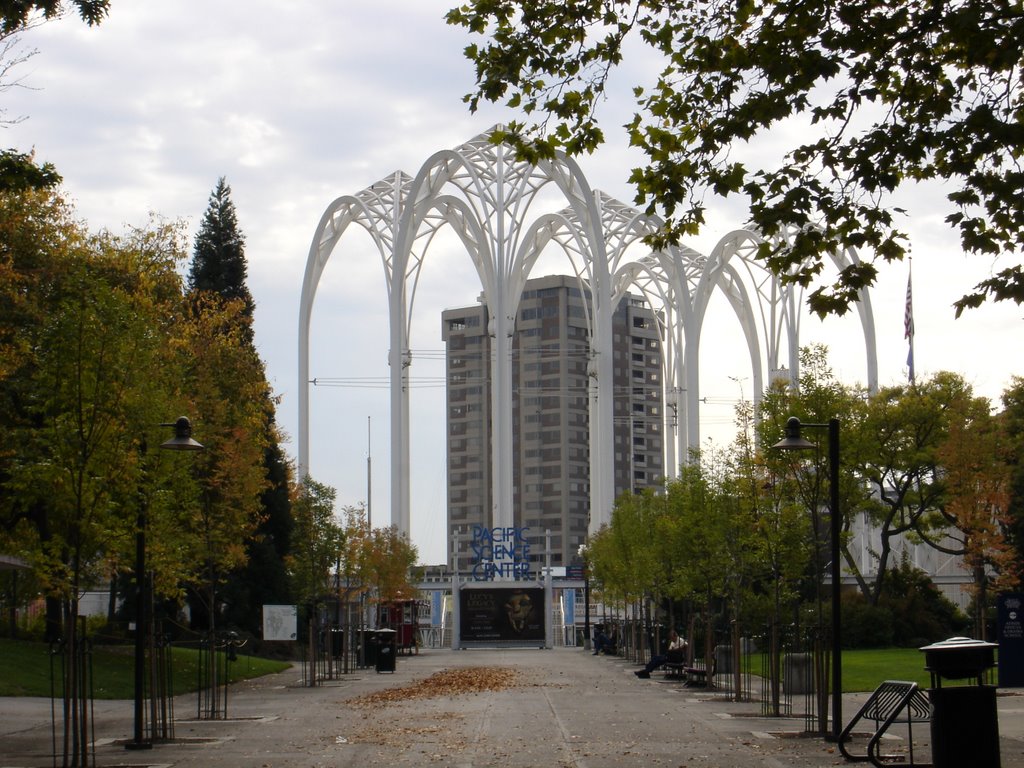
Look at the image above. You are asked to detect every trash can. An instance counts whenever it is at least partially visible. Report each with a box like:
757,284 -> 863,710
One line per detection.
376,628 -> 397,673
783,652 -> 813,695
330,626 -> 344,659
920,636 -> 1000,768
359,630 -> 378,667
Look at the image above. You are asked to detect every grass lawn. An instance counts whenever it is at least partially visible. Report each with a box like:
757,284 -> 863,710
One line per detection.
747,647 -> 940,692
841,647 -> 935,692
0,638 -> 291,699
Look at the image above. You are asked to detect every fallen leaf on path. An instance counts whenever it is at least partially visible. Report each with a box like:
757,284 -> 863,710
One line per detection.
347,667 -> 521,708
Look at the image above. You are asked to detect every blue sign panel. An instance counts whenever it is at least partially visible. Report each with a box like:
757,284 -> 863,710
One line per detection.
998,593 -> 1024,687
469,525 -> 532,580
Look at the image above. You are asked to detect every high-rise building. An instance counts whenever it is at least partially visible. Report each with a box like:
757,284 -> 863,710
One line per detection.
442,275 -> 664,575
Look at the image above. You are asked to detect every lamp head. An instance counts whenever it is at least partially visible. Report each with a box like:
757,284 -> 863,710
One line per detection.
159,416 -> 205,451
772,416 -> 817,451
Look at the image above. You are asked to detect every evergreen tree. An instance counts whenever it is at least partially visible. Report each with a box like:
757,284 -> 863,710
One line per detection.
188,178 -> 254,333
187,177 -> 293,635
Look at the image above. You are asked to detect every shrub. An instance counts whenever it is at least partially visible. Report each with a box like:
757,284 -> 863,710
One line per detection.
879,562 -> 967,646
840,594 -> 895,648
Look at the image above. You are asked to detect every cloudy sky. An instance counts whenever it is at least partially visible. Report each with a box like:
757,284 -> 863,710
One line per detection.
5,1 -> 1021,563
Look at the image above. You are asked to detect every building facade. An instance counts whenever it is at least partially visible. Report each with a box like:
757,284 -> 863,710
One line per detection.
442,275 -> 664,575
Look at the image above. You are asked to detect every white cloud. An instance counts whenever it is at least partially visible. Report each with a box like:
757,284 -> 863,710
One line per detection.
4,0 -> 1021,564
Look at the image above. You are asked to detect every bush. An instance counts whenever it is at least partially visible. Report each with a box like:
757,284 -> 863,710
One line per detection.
879,562 -> 967,646
840,594 -> 895,648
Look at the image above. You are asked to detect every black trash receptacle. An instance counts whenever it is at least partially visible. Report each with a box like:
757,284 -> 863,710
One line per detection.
920,636 -> 1000,768
376,629 -> 397,673
360,630 -> 378,667
330,627 -> 344,659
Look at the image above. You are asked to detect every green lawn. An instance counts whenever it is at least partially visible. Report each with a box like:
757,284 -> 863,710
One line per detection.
749,647 -> 951,692
0,638 -> 291,699
840,648 -> 934,692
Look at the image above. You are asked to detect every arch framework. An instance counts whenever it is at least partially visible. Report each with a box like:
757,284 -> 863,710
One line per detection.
298,127 -> 879,548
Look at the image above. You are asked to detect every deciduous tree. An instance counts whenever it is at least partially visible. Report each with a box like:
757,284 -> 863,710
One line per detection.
0,1 -> 108,192
288,476 -> 343,610
937,389 -> 1017,638
0,0 -> 108,32
0,191 -> 187,765
448,0 -> 1024,315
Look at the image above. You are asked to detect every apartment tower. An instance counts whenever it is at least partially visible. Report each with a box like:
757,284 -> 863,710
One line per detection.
442,275 -> 664,574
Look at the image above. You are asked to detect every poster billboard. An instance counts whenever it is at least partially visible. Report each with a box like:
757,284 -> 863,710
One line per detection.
262,604 -> 297,641
459,586 -> 545,644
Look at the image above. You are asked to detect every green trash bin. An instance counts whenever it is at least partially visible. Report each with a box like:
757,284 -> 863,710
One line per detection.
376,629 -> 397,673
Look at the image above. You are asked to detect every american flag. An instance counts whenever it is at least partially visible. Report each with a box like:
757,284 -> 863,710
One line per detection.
904,268 -> 915,383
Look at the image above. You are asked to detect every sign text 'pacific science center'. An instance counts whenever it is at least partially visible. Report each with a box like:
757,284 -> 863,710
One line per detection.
470,525 -> 531,580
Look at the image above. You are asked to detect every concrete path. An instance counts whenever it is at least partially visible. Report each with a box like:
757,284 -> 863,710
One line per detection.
2,647 -> 1023,767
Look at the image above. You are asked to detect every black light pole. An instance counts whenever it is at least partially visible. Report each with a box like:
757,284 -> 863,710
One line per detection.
127,417 -> 204,751
773,415 -> 842,741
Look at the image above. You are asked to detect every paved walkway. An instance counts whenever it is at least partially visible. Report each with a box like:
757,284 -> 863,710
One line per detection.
3,647 -> 1024,767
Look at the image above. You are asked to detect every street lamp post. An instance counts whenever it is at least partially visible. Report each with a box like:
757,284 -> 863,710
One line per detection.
773,415 -> 842,742
126,417 -> 204,751
576,545 -> 590,651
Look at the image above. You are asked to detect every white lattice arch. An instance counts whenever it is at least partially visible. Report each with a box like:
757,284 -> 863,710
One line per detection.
298,128 -> 879,548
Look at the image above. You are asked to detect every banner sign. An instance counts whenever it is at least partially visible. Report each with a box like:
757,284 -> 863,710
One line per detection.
470,525 -> 532,580
459,586 -> 544,643
998,593 -> 1024,687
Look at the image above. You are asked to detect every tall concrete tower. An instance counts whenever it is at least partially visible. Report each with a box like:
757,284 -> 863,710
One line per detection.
443,275 -> 664,575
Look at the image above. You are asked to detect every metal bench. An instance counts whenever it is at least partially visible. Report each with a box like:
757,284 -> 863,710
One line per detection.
838,680 -> 932,767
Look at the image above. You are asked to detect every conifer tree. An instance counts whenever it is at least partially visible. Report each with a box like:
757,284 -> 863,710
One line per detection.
188,178 -> 293,635
188,178 -> 254,332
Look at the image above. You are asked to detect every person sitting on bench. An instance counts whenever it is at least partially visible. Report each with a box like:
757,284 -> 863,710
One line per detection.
593,625 -> 615,655
635,629 -> 687,678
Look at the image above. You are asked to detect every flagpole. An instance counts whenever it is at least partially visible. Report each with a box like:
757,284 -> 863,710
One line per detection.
367,415 -> 372,528
904,259 -> 915,385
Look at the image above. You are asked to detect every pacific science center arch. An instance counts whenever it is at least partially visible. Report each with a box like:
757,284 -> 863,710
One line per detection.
298,127 -> 879,557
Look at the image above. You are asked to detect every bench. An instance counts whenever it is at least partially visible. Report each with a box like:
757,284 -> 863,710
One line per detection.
683,657 -> 715,687
662,655 -> 715,686
838,680 -> 931,767
662,661 -> 686,679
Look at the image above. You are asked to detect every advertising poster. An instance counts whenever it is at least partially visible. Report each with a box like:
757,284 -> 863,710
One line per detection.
262,604 -> 297,641
459,587 -> 545,644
